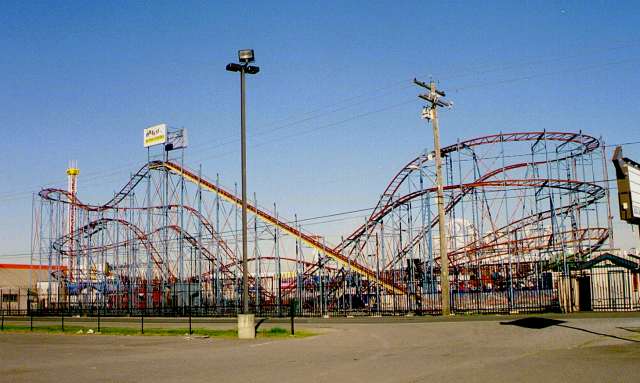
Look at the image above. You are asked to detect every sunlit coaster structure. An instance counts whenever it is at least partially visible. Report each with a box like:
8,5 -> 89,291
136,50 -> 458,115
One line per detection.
32,129 -> 612,315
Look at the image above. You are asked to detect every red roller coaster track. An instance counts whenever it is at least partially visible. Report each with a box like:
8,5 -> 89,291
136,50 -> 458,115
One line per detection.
38,131 -> 607,296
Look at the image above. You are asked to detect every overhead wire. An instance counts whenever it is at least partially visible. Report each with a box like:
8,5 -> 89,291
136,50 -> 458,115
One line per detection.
2,43 -> 640,261
3,40 -> 639,199
3,171 -> 627,259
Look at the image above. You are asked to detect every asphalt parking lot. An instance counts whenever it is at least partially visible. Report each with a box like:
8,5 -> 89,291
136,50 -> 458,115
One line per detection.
1,314 -> 639,383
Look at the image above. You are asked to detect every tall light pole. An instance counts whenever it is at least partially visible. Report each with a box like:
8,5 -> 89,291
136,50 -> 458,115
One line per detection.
227,49 -> 260,337
414,78 -> 453,316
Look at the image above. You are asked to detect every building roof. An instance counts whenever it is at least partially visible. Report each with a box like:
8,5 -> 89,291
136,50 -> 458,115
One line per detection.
0,264 -> 64,289
0,264 -> 65,271
577,253 -> 639,271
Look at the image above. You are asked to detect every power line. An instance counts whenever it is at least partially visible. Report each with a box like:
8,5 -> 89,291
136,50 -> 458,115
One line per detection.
3,137 -> 639,205
3,42 -> 639,198
450,58 -> 638,93
3,174 -> 627,259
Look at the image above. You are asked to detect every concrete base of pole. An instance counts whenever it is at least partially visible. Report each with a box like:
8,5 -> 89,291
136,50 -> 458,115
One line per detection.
237,314 -> 255,339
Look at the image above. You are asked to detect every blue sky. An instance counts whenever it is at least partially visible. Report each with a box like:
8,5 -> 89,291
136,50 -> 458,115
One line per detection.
1,1 -> 639,262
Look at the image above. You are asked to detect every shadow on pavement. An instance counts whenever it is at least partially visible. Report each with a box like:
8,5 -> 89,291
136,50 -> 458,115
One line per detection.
499,317 -> 565,329
500,317 -> 640,343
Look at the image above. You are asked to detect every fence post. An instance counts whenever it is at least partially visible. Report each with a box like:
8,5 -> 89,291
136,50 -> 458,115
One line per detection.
28,290 -> 33,331
188,282 -> 192,335
289,298 -> 295,336
97,299 -> 101,333
141,312 -> 144,334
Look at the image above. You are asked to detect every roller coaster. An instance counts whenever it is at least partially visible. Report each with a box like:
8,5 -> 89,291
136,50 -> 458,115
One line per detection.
32,130 -> 612,315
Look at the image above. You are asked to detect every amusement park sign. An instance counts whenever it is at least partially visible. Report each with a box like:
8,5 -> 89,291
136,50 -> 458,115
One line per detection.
613,146 -> 640,223
143,124 -> 167,148
628,166 -> 640,218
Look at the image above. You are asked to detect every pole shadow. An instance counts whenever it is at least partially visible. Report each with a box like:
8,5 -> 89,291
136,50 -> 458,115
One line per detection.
500,317 -> 640,343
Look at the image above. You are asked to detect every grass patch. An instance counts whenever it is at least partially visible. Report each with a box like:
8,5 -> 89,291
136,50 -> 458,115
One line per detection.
0,324 -> 314,338
259,326 -> 314,338
264,327 -> 288,335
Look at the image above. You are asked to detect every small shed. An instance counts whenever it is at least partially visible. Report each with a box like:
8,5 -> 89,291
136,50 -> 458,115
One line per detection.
577,253 -> 640,311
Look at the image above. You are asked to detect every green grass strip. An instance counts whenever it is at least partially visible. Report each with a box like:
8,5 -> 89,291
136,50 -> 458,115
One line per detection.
0,324 -> 314,338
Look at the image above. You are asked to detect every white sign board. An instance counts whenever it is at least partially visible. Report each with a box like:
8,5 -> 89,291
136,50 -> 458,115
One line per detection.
628,165 -> 640,218
143,124 -> 167,148
166,128 -> 188,150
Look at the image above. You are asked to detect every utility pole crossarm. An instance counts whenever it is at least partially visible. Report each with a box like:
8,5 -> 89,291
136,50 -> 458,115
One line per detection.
418,94 -> 453,108
413,78 -> 446,96
414,78 -> 453,108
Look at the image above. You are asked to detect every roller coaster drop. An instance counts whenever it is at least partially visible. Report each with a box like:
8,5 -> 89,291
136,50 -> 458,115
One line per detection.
32,130 -> 612,315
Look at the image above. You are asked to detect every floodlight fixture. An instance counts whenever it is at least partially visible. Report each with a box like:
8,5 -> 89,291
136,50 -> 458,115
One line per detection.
245,65 -> 260,75
238,49 -> 255,63
226,63 -> 242,72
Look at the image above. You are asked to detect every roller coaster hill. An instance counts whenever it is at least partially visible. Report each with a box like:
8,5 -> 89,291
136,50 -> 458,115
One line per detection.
31,129 -> 623,316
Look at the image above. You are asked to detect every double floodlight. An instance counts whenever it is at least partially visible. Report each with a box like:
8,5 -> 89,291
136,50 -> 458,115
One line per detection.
226,49 -> 260,74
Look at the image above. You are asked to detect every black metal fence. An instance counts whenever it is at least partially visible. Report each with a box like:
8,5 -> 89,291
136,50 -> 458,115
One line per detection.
1,281 -> 559,318
3,263 -> 638,318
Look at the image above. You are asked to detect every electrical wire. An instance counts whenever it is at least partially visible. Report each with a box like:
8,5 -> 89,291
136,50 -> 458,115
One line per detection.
3,41 -> 638,198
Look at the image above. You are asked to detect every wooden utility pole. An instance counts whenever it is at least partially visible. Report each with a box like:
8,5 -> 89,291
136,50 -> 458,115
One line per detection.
414,78 -> 453,316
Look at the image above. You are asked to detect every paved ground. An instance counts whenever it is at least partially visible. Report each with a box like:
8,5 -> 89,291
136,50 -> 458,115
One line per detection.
1,315 -> 639,382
